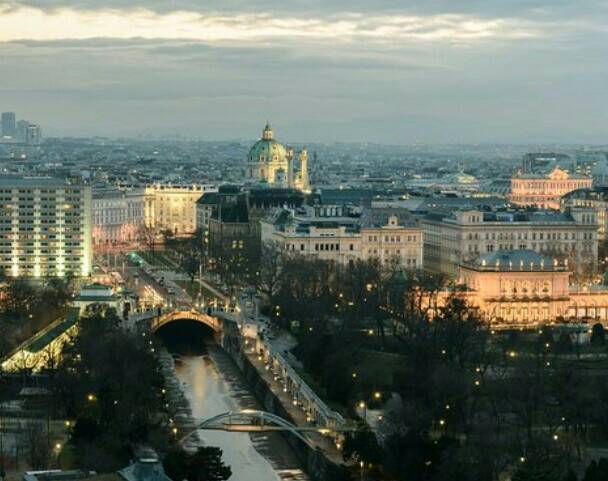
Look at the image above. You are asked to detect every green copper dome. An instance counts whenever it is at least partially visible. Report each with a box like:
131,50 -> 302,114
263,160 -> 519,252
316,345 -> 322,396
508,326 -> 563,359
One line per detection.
248,124 -> 288,164
248,139 -> 287,163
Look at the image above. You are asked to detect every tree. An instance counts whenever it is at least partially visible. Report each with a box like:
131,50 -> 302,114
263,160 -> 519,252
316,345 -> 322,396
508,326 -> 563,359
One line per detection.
1,278 -> 39,320
591,323 -> 605,346
342,427 -> 382,466
583,458 -> 608,481
254,242 -> 284,312
385,269 -> 450,343
24,421 -> 51,469
54,310 -> 167,470
181,254 -> 200,291
275,255 -> 338,330
556,332 -> 574,354
163,447 -> 231,481
511,441 -> 571,481
339,258 -> 384,333
139,225 -> 158,259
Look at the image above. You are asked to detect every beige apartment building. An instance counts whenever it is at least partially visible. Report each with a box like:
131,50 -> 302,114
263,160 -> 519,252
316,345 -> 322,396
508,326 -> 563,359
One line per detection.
261,208 -> 423,268
359,208 -> 423,269
421,208 -> 598,277
509,166 -> 592,210
144,183 -> 216,236
0,177 -> 92,278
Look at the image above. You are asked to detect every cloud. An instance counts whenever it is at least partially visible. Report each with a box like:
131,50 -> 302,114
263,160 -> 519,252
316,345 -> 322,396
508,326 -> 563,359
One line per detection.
0,1 -> 606,143
0,3 -> 541,45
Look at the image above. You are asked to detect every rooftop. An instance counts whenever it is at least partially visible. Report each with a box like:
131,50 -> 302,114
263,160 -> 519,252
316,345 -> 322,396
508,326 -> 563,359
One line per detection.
360,207 -> 418,228
425,208 -> 582,225
0,176 -> 68,187
562,186 -> 608,201
462,250 -> 567,272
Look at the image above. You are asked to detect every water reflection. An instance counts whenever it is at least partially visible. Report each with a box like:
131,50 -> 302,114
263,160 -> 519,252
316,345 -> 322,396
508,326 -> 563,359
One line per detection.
156,321 -> 308,481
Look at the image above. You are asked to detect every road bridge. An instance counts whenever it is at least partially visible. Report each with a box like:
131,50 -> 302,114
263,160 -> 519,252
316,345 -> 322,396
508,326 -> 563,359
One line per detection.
149,308 -> 223,334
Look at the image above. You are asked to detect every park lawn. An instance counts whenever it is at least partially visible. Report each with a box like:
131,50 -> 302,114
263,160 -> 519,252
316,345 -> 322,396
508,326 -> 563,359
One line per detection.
136,250 -> 175,269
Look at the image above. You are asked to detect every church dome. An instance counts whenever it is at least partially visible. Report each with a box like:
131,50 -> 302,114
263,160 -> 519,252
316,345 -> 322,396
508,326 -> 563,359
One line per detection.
248,123 -> 287,164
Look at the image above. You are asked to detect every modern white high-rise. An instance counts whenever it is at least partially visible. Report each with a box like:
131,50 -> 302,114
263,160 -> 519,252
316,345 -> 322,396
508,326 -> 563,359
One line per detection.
1,112 -> 16,138
0,177 -> 92,278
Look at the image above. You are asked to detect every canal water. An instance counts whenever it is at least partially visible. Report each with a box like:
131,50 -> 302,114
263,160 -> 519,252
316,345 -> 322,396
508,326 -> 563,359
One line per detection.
156,321 -> 309,481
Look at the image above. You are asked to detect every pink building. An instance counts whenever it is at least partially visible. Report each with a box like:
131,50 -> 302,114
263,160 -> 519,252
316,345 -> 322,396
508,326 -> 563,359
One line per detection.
509,167 -> 592,210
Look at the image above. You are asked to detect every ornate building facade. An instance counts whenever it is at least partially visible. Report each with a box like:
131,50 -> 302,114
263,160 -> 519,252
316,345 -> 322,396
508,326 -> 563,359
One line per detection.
509,166 -> 592,210
451,250 -> 608,328
561,187 -> 608,241
246,124 -> 310,191
421,207 -> 598,276
144,183 -> 216,236
261,207 -> 423,268
458,250 -> 571,325
92,187 -> 144,248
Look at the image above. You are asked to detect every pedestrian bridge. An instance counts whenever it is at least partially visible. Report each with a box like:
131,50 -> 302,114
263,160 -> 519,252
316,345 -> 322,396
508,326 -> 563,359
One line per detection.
149,308 -> 223,333
179,410 -> 354,448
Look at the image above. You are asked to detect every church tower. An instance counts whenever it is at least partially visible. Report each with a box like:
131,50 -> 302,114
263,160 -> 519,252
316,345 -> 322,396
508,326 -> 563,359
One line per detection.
299,147 -> 310,191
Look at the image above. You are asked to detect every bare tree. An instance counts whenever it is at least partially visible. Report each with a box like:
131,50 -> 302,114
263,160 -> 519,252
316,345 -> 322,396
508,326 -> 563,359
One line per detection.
254,242 -> 284,311
24,421 -> 50,469
138,225 -> 158,259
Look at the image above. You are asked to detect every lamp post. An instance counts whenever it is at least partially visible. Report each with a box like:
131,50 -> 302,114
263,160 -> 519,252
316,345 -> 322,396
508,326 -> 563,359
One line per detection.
358,401 -> 367,421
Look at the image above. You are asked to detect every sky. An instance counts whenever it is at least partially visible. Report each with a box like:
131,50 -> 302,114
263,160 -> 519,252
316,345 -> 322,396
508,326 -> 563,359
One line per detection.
0,1 -> 607,144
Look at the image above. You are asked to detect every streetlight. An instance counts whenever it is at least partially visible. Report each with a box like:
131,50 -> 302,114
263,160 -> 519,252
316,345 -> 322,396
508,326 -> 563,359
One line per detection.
358,401 -> 367,420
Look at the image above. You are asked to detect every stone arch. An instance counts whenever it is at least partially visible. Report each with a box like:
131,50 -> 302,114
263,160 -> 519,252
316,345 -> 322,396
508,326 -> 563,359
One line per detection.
150,309 -> 222,334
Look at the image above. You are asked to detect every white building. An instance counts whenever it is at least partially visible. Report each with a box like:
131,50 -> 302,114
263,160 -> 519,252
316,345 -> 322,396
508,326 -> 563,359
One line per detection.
144,183 -> 217,236
421,207 -> 598,276
0,176 -> 92,278
261,207 -> 423,268
561,187 -> 608,241
92,187 -> 144,247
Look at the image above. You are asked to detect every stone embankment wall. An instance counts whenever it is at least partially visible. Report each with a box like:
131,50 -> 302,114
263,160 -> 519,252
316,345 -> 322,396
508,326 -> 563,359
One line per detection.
222,330 -> 350,481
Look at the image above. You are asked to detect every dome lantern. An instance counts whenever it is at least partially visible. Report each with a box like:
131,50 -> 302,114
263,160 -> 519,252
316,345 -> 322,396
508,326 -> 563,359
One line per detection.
262,122 -> 274,140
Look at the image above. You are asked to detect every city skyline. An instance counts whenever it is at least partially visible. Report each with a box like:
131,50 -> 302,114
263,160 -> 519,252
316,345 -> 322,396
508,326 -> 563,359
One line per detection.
0,1 -> 607,143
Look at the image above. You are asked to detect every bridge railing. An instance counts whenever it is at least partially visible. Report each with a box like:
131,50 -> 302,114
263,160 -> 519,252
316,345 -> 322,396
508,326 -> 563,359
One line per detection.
262,337 -> 346,429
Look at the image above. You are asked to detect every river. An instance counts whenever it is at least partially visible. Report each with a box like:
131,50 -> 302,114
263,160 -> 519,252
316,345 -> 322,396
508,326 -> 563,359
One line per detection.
156,321 -> 309,481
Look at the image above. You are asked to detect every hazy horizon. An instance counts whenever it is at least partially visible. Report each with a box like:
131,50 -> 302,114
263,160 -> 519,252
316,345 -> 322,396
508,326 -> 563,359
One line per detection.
1,1 -> 607,144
